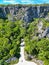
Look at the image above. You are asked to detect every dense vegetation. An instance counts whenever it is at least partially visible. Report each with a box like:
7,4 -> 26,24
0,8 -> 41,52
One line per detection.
24,18 -> 49,65
0,19 -> 26,65
0,18 -> 49,65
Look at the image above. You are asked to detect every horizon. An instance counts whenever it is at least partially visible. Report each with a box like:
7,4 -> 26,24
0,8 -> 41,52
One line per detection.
0,0 -> 49,4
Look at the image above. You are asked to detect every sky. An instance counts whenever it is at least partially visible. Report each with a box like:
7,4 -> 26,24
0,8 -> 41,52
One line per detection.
0,0 -> 49,4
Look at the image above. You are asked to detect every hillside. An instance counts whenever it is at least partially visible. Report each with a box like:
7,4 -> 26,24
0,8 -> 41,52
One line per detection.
0,5 -> 49,65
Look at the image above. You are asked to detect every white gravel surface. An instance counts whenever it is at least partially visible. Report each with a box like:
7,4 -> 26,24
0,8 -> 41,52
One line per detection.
14,42 -> 37,65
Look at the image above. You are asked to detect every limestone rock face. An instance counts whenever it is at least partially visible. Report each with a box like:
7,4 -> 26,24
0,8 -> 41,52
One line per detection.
0,5 -> 49,22
38,20 -> 43,33
23,7 -> 34,22
0,7 -> 6,18
42,27 -> 49,38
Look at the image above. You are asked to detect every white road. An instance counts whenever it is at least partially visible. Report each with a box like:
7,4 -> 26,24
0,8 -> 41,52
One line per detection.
14,41 -> 37,65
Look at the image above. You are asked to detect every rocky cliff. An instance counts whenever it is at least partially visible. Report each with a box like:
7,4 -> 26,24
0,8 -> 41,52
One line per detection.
0,5 -> 49,22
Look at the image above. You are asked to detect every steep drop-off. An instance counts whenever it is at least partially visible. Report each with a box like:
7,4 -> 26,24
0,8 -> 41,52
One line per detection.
0,5 -> 49,22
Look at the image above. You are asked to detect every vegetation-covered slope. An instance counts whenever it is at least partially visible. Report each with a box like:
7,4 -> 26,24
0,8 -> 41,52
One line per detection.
0,19 -> 26,65
24,18 -> 49,65
0,17 -> 49,65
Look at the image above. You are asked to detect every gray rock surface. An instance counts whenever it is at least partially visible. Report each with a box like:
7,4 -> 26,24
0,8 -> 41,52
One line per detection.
42,27 -> 49,37
0,5 -> 49,22
0,7 -> 6,18
5,57 -> 17,63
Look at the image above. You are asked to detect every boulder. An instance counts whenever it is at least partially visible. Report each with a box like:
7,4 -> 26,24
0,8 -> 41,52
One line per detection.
5,57 -> 17,63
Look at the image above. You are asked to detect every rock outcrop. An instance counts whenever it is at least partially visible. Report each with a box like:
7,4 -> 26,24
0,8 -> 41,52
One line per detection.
42,27 -> 49,38
0,5 -> 49,22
